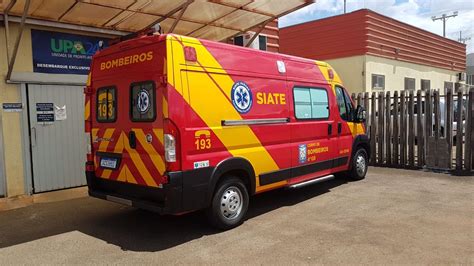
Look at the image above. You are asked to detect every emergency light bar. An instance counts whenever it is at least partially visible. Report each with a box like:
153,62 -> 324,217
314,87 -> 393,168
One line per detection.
109,23 -> 162,46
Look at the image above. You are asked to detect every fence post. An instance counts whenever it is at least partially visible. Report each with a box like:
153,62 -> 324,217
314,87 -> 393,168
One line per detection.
425,89 -> 433,167
400,90 -> 406,167
426,89 -> 433,139
364,92 -> 369,130
378,91 -> 385,165
433,90 -> 440,167
357,93 -> 362,107
393,91 -> 399,166
465,88 -> 474,172
385,91 -> 391,167
416,90 -> 424,167
455,89 -> 463,171
446,88 -> 453,169
370,92 -> 377,165
408,90 -> 415,168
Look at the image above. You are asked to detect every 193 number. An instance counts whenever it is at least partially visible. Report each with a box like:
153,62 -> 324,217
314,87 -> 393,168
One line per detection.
195,138 -> 211,150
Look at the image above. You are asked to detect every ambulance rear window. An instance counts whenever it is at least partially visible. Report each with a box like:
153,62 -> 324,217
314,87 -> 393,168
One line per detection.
96,86 -> 117,123
130,81 -> 156,122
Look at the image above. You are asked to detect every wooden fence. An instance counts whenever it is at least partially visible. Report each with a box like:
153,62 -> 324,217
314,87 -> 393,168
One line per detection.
352,87 -> 474,175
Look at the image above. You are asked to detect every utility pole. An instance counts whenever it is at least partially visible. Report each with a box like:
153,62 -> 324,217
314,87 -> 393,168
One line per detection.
344,0 -> 346,14
458,31 -> 471,44
432,11 -> 458,37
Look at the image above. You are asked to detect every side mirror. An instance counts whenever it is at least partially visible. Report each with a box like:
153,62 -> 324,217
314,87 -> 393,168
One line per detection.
355,105 -> 366,123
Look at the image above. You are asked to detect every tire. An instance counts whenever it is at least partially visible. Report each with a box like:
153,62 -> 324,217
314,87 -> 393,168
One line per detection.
206,177 -> 249,230
349,148 -> 368,181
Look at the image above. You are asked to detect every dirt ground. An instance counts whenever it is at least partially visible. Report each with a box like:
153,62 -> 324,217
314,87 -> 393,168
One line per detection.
0,167 -> 472,264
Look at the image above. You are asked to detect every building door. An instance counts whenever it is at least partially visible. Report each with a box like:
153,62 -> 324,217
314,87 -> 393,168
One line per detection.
27,84 -> 86,193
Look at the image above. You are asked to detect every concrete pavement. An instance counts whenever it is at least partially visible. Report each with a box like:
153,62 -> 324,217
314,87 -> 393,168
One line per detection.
0,167 -> 472,264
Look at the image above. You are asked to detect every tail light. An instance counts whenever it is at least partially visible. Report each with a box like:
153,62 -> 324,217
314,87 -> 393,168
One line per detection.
164,134 -> 176,162
164,119 -> 180,171
84,85 -> 94,169
86,132 -> 93,162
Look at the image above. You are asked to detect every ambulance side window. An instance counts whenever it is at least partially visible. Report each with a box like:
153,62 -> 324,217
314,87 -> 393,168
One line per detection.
335,86 -> 354,121
96,86 -> 117,123
130,81 -> 156,122
294,87 -> 329,119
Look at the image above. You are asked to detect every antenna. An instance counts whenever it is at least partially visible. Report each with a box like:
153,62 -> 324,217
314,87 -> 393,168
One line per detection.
432,11 -> 458,37
458,31 -> 471,44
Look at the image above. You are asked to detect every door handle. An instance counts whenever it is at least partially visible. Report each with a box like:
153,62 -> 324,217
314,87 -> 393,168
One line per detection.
338,122 -> 342,134
31,127 -> 37,147
328,124 -> 332,135
129,131 -> 137,149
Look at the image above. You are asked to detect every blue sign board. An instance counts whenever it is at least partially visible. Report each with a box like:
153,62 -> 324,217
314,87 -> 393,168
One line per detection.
31,29 -> 108,75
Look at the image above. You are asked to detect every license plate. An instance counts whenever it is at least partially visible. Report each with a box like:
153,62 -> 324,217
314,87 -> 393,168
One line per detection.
100,157 -> 118,169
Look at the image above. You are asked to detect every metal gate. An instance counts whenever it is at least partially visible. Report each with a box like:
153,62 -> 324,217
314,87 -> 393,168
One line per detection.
28,84 -> 86,193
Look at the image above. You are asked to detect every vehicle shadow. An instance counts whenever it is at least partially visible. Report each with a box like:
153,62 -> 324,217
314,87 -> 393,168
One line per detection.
0,177 -> 348,252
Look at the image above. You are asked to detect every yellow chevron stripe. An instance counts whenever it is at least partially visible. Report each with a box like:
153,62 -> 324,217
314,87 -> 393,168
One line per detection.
125,165 -> 137,184
116,164 -> 137,184
102,132 -> 124,179
98,128 -> 115,152
123,134 -> 158,187
134,129 -> 166,175
84,100 -> 90,121
96,128 -> 115,179
116,164 -> 127,182
172,36 -> 283,192
152,128 -> 164,145
91,128 -> 99,170
91,128 -> 99,139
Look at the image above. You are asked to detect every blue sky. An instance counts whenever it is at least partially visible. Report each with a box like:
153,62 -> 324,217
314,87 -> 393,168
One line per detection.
280,0 -> 474,53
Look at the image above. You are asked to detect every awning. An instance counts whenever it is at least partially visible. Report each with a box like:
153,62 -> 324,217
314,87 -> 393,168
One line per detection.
0,0 -> 313,41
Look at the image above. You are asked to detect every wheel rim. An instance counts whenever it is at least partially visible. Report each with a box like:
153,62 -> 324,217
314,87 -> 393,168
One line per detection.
219,186 -> 243,220
356,154 -> 366,176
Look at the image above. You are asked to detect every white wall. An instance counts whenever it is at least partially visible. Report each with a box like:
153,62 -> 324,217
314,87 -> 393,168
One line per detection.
364,55 -> 458,93
326,55 -> 365,94
326,54 -> 460,94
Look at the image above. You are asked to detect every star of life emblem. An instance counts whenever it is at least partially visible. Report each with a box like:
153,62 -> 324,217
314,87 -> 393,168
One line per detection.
231,81 -> 253,114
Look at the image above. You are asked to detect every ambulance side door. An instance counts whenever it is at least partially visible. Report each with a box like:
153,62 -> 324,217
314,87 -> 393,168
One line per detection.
289,84 -> 339,182
333,85 -> 354,172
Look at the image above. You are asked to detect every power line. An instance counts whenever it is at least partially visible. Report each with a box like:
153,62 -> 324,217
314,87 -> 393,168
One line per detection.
431,11 -> 458,37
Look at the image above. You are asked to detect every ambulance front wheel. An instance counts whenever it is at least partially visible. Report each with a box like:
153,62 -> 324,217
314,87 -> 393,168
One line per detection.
349,148 -> 368,181
207,176 -> 249,230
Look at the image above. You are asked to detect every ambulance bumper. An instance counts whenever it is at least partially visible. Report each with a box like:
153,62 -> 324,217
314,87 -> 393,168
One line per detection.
86,167 -> 214,214
86,171 -> 182,214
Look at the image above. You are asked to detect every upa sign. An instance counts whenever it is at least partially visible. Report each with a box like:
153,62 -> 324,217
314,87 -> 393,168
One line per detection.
31,29 -> 108,75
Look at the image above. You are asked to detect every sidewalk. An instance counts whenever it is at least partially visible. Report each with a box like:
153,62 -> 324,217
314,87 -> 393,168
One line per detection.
0,186 -> 88,212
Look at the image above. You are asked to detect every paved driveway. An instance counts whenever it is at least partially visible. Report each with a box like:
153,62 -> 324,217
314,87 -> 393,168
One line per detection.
0,167 -> 472,264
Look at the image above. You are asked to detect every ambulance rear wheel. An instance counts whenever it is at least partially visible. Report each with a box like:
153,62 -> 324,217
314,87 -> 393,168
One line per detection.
207,177 -> 249,230
349,148 -> 368,181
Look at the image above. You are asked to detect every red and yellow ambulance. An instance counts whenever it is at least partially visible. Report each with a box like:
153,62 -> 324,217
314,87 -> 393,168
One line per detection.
84,30 -> 369,229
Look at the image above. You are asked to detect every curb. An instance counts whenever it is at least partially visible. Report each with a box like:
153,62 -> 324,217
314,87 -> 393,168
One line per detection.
0,186 -> 88,212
